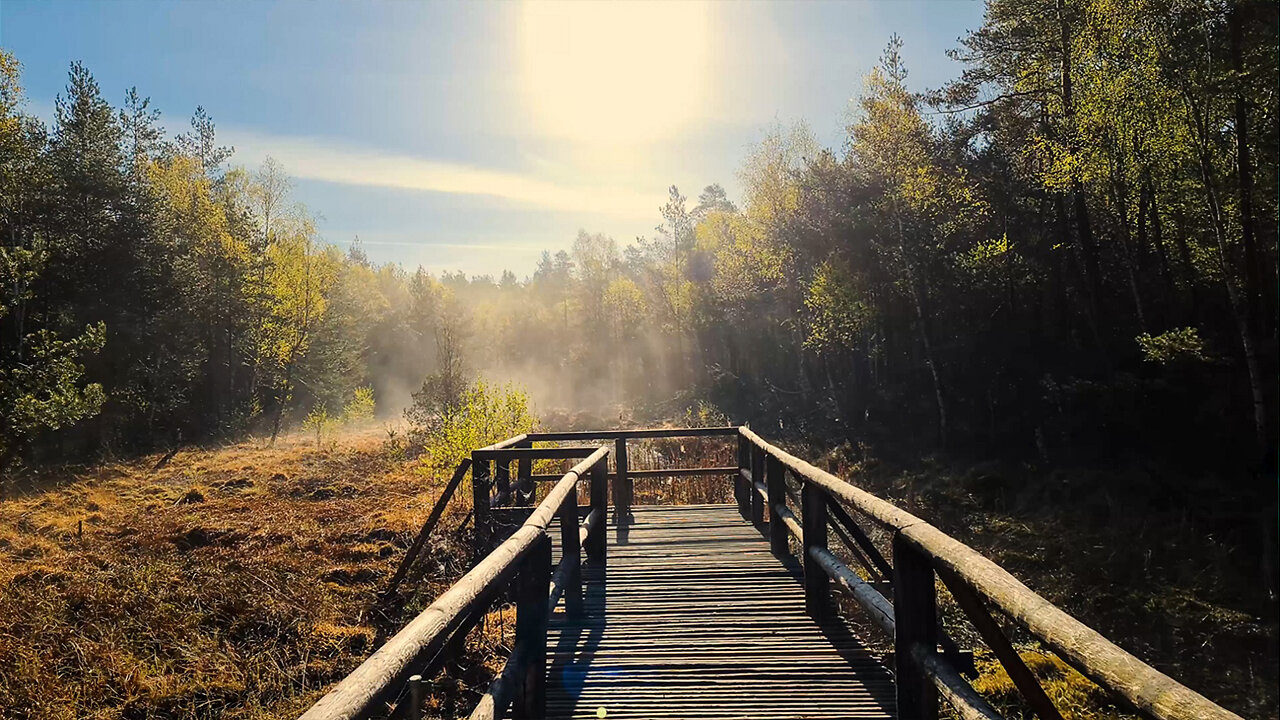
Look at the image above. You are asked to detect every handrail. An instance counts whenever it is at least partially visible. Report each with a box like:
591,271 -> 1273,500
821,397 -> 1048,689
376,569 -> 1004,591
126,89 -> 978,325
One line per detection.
300,446 -> 609,720
738,425 -> 1242,720
525,426 -> 738,441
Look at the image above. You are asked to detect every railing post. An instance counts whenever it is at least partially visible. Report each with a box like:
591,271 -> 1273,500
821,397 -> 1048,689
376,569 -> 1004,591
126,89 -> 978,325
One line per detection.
587,457 -> 608,566
613,437 -> 630,533
514,534 -> 551,719
767,455 -> 787,557
735,433 -> 749,521
750,444 -> 765,530
559,478 -> 583,616
495,458 -> 511,506
801,481 -> 829,614
516,438 -> 533,504
408,674 -> 423,720
471,453 -> 491,561
893,533 -> 938,720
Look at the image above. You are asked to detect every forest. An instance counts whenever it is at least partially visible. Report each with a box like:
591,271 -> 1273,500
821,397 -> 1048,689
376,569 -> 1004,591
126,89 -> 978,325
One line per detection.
5,0 -> 1276,474
2,0 -> 1277,569
0,0 -> 1276,716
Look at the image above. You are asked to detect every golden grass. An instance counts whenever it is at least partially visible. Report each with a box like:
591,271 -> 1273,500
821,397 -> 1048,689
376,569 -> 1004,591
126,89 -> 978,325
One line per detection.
968,650 -> 1134,720
0,429 -> 492,720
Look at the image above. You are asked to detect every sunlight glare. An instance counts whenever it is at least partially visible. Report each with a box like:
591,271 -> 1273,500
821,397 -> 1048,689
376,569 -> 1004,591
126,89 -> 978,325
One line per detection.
519,1 -> 712,145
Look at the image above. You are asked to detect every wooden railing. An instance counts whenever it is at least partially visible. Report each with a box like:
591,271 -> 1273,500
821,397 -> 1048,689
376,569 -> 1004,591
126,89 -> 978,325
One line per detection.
303,425 -> 1241,720
736,426 -> 1243,720
471,427 -> 739,545
300,443 -> 610,720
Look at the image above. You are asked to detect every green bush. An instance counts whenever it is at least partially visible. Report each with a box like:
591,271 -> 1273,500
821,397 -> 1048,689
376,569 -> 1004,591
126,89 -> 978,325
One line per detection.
303,407 -> 335,448
1136,327 -> 1208,364
341,386 -> 376,423
407,380 -> 537,477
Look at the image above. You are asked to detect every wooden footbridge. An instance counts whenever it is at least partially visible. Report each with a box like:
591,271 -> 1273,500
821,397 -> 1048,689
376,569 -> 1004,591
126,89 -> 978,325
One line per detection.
301,427 -> 1242,720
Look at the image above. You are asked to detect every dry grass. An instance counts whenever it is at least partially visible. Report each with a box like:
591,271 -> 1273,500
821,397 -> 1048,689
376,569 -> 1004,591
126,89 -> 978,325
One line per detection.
0,428 -> 496,720
969,650 -> 1130,720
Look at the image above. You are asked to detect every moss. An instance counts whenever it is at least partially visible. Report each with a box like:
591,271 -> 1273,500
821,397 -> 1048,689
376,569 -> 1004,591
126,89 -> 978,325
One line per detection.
970,650 -> 1134,720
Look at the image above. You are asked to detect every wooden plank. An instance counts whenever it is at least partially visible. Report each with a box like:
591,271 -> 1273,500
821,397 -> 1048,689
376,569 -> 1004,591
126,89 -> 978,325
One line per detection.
474,447 -> 605,461
526,426 -> 739,441
544,505 -> 895,720
526,468 -> 735,482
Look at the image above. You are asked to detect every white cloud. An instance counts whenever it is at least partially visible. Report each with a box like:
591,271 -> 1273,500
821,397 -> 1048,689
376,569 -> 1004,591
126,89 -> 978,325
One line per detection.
220,128 -> 660,221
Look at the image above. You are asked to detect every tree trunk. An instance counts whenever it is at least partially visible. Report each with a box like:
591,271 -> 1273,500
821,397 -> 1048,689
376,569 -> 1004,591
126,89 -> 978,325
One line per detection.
895,205 -> 948,447
1111,153 -> 1147,332
1229,3 -> 1262,349
1145,177 -> 1177,319
1058,0 -> 1104,326
1187,92 -> 1269,455
270,356 -> 296,444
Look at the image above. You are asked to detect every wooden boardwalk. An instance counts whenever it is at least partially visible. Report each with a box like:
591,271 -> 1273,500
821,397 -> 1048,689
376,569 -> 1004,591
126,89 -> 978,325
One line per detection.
545,505 -> 896,719
302,427 -> 1241,720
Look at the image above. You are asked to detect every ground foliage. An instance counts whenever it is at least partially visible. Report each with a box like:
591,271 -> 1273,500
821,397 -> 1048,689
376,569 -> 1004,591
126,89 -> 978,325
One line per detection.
0,429 -> 514,720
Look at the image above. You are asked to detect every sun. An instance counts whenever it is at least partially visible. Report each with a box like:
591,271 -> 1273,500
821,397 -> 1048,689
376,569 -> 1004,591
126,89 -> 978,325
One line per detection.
518,1 -> 713,146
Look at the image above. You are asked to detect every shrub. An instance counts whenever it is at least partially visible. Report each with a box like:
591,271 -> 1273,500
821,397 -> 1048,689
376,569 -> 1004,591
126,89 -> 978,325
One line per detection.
303,407 -> 335,448
1136,327 -> 1208,364
407,380 -> 537,477
342,386 -> 376,424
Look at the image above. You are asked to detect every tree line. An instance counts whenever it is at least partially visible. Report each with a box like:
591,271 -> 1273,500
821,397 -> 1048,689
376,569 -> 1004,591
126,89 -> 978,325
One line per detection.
0,52 -> 448,474
2,0 -> 1276,507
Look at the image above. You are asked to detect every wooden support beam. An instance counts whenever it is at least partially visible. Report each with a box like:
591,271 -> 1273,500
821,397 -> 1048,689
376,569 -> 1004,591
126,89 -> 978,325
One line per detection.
939,565 -> 1065,720
494,459 -> 511,508
826,497 -> 893,578
473,446 -> 602,461
767,455 -> 788,557
515,438 -> 533,506
525,426 -> 738,441
735,435 -> 749,521
801,482 -> 829,616
382,458 -> 472,600
750,445 -> 765,530
513,535 -> 550,719
471,455 -> 491,561
613,438 -> 630,530
893,532 -> 939,720
826,510 -> 882,583
300,448 -> 605,720
587,460 -> 607,566
558,479 -> 582,617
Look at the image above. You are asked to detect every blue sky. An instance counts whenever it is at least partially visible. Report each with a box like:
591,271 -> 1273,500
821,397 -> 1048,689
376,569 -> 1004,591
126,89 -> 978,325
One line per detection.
0,0 -> 985,277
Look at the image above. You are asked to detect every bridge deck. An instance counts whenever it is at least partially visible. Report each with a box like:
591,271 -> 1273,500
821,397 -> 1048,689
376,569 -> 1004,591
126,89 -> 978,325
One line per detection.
544,504 -> 896,719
